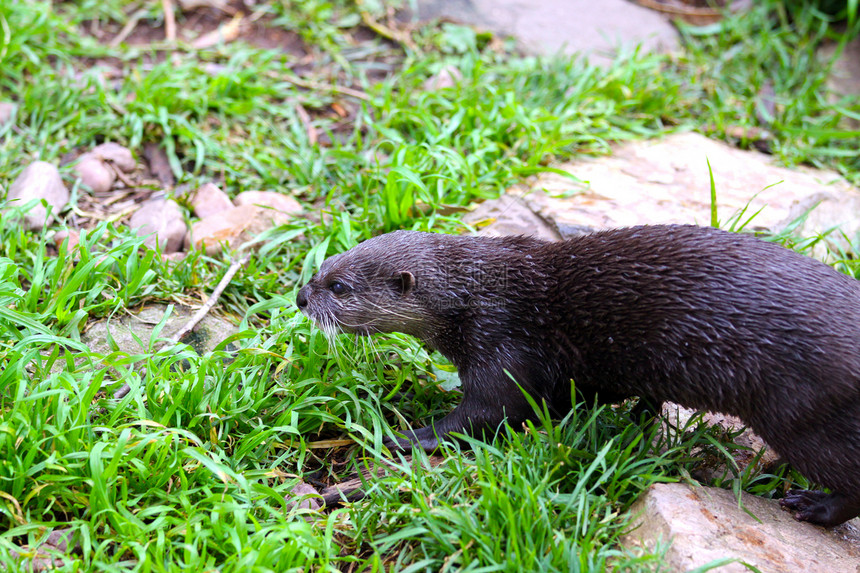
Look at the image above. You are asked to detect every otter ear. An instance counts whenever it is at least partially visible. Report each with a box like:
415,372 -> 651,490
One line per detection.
391,271 -> 415,296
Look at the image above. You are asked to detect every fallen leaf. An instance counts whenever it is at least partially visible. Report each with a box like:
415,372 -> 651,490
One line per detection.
192,13 -> 243,49
331,102 -> 347,118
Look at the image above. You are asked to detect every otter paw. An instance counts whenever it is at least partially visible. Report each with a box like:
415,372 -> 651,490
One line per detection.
779,489 -> 856,527
382,426 -> 440,452
381,434 -> 415,452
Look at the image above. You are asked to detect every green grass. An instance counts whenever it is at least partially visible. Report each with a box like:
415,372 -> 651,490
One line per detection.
0,0 -> 858,570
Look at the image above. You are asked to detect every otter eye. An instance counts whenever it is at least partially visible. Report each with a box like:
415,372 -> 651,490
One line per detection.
329,281 -> 348,295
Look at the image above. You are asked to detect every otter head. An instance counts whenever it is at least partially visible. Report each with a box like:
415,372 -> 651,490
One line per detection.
296,232 -> 436,338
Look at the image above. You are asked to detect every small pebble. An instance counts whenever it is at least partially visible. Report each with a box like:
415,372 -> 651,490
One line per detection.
187,204 -> 291,255
129,198 -> 186,253
0,102 -> 16,127
6,161 -> 69,230
191,182 -> 233,218
234,190 -> 302,215
91,142 -> 136,173
73,155 -> 115,193
53,229 -> 81,250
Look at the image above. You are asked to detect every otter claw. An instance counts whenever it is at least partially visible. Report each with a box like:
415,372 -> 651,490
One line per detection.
780,489 -> 860,527
780,489 -> 826,522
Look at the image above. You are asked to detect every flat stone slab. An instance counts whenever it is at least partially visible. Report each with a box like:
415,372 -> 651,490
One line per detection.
472,132 -> 860,253
82,303 -> 238,358
519,132 -> 860,249
622,483 -> 860,572
412,0 -> 678,65
820,35 -> 860,130
660,404 -> 781,482
462,191 -> 560,240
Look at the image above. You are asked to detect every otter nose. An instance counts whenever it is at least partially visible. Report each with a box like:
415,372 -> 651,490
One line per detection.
296,286 -> 308,310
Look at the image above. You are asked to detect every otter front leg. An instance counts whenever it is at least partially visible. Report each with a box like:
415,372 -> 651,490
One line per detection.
382,401 -> 474,451
383,369 -> 537,451
780,490 -> 860,527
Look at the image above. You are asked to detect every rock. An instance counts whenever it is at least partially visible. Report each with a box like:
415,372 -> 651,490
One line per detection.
410,0 -> 678,66
161,252 -> 188,263
521,132 -> 860,255
91,142 -> 136,173
5,161 -> 70,230
72,143 -> 136,194
43,528 -> 77,553
187,204 -> 291,255
423,65 -> 463,91
659,403 -> 781,482
0,102 -> 16,127
285,482 -> 323,512
190,182 -> 233,219
621,483 -> 860,572
178,0 -> 231,11
53,229 -> 80,251
129,198 -> 186,253
73,143 -> 134,193
233,191 -> 302,215
9,527 -> 79,572
73,155 -> 116,193
819,35 -> 860,130
82,303 -> 239,359
633,0 -> 752,27
462,192 -> 560,240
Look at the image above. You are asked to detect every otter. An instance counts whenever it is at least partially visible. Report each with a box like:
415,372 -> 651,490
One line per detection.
296,224 -> 860,527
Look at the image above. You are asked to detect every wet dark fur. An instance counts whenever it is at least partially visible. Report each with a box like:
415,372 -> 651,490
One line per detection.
296,225 -> 860,526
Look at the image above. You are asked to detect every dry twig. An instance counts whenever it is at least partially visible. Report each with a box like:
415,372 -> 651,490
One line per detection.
162,0 -> 177,42
110,6 -> 147,47
294,103 -> 318,145
275,73 -> 371,102
357,3 -> 417,52
109,164 -> 136,188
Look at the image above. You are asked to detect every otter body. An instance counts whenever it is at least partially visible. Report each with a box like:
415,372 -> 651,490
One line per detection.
296,225 -> 860,526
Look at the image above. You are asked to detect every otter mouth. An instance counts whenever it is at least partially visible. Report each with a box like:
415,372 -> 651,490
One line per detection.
301,308 -> 376,337
296,284 -> 380,337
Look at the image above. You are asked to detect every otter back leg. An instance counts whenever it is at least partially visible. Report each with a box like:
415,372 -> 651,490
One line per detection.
780,490 -> 860,527
772,405 -> 860,527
